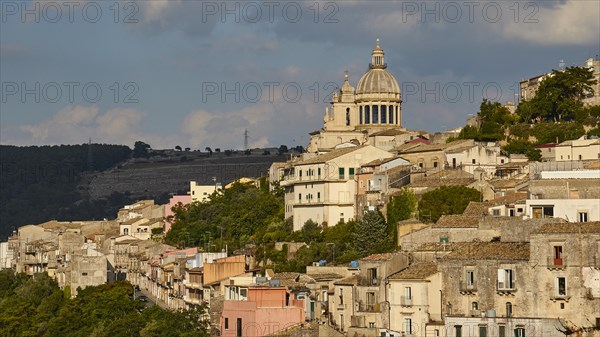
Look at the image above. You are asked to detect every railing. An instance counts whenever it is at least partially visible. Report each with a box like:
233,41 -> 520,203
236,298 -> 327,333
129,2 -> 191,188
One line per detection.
358,302 -> 381,312
547,256 -> 567,269
460,281 -> 477,293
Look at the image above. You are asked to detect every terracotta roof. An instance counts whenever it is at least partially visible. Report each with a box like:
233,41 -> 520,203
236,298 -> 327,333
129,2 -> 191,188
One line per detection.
293,146 -> 363,165
432,215 -> 480,228
388,262 -> 438,280
532,222 -> 600,235
334,275 -> 359,286
409,178 -> 475,189
415,242 -> 457,252
361,252 -> 396,261
462,193 -> 528,216
306,273 -> 344,281
489,179 -> 528,189
369,129 -> 408,137
442,242 -> 530,261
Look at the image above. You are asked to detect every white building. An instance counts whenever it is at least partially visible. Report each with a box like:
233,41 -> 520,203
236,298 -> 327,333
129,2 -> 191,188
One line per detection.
281,145 -> 393,231
190,181 -> 222,203
555,138 -> 600,161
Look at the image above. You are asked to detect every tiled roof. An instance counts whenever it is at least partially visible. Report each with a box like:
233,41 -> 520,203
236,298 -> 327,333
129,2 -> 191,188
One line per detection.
388,262 -> 438,280
462,193 -> 528,216
415,242 -> 457,252
489,179 -> 528,189
532,222 -> 600,235
432,215 -> 480,228
306,273 -> 344,281
333,275 -> 359,286
361,252 -> 396,261
442,242 -> 530,261
293,146 -> 363,165
369,129 -> 408,137
409,178 -> 474,188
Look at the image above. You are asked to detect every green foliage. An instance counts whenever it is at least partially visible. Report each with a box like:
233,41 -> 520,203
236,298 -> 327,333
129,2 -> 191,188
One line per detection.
352,211 -> 389,255
418,186 -> 481,223
165,182 -> 284,251
502,139 -> 541,161
458,100 -> 511,141
0,271 -> 208,337
517,66 -> 597,122
0,144 -> 132,240
387,189 -> 417,238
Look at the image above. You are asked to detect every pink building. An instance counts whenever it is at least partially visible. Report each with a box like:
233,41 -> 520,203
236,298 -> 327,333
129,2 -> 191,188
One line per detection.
221,286 -> 305,337
163,195 -> 191,233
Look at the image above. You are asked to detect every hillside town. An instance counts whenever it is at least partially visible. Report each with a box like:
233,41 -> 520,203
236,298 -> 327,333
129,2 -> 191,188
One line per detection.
2,41 -> 600,337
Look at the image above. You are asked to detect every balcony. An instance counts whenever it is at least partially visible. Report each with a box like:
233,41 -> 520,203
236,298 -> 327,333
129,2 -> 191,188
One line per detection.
400,296 -> 412,306
459,281 -> 477,294
470,309 -> 481,317
547,256 -> 567,270
358,302 -> 381,313
497,284 -> 516,294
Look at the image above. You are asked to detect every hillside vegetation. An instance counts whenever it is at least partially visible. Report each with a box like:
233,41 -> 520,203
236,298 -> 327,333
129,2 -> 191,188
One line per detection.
452,66 -> 599,160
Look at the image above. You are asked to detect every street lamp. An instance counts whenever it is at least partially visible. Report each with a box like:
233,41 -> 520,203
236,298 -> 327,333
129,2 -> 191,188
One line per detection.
327,243 -> 336,266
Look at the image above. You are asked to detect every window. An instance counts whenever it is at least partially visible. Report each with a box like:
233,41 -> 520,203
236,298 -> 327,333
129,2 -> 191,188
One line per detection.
466,270 -> 475,288
579,212 -> 589,222
224,317 -> 229,330
82,272 -> 88,276
366,292 -> 375,309
338,168 -> 345,180
498,326 -> 505,337
317,167 -> 321,177
435,329 -> 440,337
373,105 -> 379,124
359,106 -> 363,124
497,269 -> 515,290
479,326 -> 487,337
367,268 -> 378,285
365,106 -> 370,124
404,318 -> 412,334
506,302 -> 512,317
346,108 -> 350,126
455,325 -> 462,337
236,318 -> 243,337
389,108 -> 393,124
493,209 -> 501,216
532,206 -> 554,219
369,322 -> 375,328
553,246 -> 563,266
514,327 -> 525,337
472,301 -> 479,312
349,168 -> 355,179
298,193 -> 302,202
440,236 -> 449,244
339,289 -> 344,305
239,288 -> 248,298
317,192 -> 321,201
381,105 -> 387,123
433,161 -> 438,168
557,277 -> 566,296
472,159 -> 476,164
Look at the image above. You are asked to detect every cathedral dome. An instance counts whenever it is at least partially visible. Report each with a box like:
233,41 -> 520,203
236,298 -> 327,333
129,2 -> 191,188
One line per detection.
356,39 -> 401,102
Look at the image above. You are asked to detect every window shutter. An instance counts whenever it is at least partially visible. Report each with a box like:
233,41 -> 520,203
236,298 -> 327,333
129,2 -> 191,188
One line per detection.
498,269 -> 505,289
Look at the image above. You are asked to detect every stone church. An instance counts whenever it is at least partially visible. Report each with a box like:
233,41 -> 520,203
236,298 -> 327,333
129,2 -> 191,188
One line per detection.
307,39 -> 405,153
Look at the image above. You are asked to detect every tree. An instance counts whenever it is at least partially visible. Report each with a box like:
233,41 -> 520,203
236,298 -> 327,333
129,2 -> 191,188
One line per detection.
387,188 -> 417,227
503,139 -> 541,161
517,66 -> 597,122
133,141 -> 151,158
278,145 -> 288,154
175,145 -> 182,152
352,211 -> 388,255
205,147 -> 212,156
418,186 -> 481,223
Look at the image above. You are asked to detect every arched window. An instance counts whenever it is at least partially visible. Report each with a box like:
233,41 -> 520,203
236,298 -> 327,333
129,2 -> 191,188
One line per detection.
365,106 -> 370,124
381,105 -> 387,123
506,302 -> 512,317
389,105 -> 394,124
359,106 -> 363,124
372,105 -> 379,124
346,108 -> 350,126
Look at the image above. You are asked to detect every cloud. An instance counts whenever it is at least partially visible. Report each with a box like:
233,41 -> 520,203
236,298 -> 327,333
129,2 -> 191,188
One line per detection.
11,106 -> 180,148
496,0 -> 600,45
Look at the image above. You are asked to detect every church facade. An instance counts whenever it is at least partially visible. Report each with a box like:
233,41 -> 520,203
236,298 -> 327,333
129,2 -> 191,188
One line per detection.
307,39 -> 404,153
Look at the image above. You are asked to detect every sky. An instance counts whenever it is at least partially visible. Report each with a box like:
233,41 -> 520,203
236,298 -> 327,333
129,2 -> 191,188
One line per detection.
1,0 -> 599,150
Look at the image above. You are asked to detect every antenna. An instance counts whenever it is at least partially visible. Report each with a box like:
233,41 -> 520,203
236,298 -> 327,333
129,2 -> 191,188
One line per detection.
87,138 -> 94,171
244,129 -> 249,151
